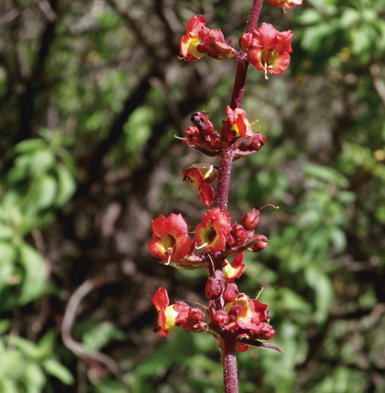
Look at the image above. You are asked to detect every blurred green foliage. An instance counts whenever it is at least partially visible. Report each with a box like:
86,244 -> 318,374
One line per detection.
1,0 -> 385,392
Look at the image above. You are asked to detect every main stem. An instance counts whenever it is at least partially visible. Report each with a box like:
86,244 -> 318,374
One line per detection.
215,1 -> 264,393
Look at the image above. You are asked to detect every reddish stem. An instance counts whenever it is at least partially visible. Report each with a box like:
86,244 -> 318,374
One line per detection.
216,148 -> 234,212
215,1 -> 265,393
222,332 -> 238,393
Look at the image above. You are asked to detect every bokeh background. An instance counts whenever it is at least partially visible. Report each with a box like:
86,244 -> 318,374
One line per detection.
1,0 -> 385,392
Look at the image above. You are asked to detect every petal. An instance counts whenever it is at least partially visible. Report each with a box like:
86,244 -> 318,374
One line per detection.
152,288 -> 170,336
151,215 -> 167,237
197,182 -> 215,207
165,213 -> 189,236
186,15 -> 208,36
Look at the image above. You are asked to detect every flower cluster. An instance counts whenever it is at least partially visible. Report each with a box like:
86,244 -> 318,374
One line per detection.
149,207 -> 268,265
149,206 -> 272,351
150,1 -> 302,361
180,14 -> 294,81
152,288 -> 207,336
184,108 -> 264,160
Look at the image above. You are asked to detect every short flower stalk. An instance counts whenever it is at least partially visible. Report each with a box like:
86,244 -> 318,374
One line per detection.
149,1 -> 301,392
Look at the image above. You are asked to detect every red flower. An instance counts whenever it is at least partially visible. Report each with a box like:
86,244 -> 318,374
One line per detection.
240,23 -> 293,79
180,15 -> 237,62
269,0 -> 303,8
180,15 -> 209,62
149,214 -> 193,262
182,164 -> 218,207
152,288 -> 206,336
221,106 -> 251,142
224,293 -> 275,341
152,288 -> 178,336
195,208 -> 232,252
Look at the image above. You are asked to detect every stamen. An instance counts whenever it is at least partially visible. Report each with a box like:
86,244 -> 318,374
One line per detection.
264,62 -> 270,80
204,165 -> 215,180
249,119 -> 260,126
174,135 -> 187,140
195,242 -> 209,250
207,253 -> 215,274
165,254 -> 172,265
259,203 -> 280,211
256,286 -> 264,299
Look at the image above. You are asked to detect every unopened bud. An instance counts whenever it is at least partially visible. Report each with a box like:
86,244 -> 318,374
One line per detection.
243,208 -> 260,230
205,277 -> 223,299
223,283 -> 239,303
212,310 -> 229,328
228,224 -> 247,247
250,235 -> 268,252
191,112 -> 214,135
229,304 -> 242,317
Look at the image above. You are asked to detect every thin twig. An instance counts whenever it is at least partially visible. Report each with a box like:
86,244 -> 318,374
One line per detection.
61,277 -> 126,383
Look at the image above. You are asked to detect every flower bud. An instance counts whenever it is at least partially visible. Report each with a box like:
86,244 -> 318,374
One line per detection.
205,277 -> 223,299
243,208 -> 260,230
223,283 -> 239,303
250,235 -> 268,252
233,133 -> 265,160
212,310 -> 230,328
229,304 -> 242,317
191,112 -> 214,136
227,223 -> 247,248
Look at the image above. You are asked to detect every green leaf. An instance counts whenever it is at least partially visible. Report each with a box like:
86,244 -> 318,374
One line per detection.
17,244 -> 46,306
305,267 -> 334,324
7,336 -> 42,359
278,288 -> 312,313
0,222 -> 14,239
339,9 -> 360,29
0,380 -> 19,393
0,320 -> 11,334
37,331 -> 55,357
42,358 -> 74,385
55,164 -> 76,206
83,322 -> 125,351
8,150 -> 55,183
301,24 -> 336,53
296,9 -> 323,25
0,242 -> 16,293
13,139 -> 47,154
30,175 -> 57,210
24,362 -> 45,393
330,227 -> 346,253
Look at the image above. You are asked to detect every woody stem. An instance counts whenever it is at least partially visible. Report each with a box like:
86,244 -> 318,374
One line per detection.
215,1 -> 265,393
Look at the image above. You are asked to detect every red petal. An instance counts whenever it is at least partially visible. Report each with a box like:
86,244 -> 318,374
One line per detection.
197,182 -> 214,207
152,288 -> 169,336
